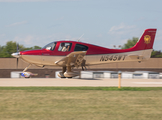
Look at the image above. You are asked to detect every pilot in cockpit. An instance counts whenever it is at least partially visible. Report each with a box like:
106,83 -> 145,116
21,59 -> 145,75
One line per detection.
61,43 -> 67,51
60,43 -> 71,52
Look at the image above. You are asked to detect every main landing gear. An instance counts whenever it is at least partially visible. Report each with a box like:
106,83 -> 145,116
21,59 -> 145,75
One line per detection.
58,66 -> 79,78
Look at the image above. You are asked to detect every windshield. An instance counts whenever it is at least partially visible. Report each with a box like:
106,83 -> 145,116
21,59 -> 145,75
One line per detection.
43,42 -> 56,51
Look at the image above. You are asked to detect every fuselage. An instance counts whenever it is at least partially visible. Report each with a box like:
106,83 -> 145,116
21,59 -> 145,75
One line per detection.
11,29 -> 157,78
18,40 -> 152,67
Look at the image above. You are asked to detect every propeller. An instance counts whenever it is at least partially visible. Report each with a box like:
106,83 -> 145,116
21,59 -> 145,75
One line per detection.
16,44 -> 19,68
11,43 -> 21,69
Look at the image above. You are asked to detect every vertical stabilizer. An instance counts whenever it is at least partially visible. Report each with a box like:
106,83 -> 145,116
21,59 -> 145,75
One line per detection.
132,29 -> 157,51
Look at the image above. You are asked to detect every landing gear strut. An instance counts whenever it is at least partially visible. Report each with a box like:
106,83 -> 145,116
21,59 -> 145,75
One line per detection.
23,64 -> 31,72
58,67 -> 66,78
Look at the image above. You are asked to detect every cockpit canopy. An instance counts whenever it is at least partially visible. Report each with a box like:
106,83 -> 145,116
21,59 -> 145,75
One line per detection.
42,41 -> 88,52
42,42 -> 56,51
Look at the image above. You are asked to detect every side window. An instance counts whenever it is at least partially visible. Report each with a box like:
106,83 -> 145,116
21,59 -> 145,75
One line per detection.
74,44 -> 88,51
58,43 -> 72,52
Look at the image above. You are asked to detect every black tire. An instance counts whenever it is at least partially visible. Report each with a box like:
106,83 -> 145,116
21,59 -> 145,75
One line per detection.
25,77 -> 30,78
61,77 -> 66,78
67,77 -> 72,78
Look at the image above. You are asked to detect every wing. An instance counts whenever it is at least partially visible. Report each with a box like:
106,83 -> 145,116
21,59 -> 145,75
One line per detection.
55,51 -> 87,67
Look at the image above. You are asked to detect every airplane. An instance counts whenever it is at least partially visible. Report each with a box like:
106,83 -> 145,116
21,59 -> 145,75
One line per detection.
11,28 -> 157,78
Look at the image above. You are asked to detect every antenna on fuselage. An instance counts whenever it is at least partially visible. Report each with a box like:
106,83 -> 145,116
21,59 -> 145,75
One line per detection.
77,34 -> 84,42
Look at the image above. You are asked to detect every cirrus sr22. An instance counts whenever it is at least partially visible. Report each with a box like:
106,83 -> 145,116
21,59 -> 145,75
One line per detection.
12,28 -> 157,78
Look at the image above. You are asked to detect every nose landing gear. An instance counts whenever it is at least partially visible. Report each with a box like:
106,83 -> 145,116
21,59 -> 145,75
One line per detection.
21,64 -> 38,78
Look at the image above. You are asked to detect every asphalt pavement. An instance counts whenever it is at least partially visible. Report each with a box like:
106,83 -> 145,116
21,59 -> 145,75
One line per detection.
0,78 -> 162,87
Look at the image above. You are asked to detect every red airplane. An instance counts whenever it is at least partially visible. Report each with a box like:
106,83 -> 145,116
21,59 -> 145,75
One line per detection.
12,28 -> 157,78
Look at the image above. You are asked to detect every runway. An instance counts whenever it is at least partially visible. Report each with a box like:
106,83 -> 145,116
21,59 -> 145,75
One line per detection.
0,78 -> 162,87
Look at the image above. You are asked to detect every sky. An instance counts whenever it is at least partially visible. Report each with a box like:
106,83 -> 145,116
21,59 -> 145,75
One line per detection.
0,0 -> 162,50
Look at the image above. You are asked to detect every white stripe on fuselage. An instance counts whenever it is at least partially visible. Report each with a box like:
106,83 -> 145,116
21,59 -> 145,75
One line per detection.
20,49 -> 152,67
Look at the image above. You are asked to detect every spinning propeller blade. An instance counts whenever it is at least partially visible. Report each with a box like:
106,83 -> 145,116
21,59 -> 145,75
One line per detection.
16,44 -> 19,69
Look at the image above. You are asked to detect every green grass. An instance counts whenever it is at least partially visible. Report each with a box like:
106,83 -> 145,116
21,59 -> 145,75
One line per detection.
1,87 -> 162,91
0,87 -> 162,120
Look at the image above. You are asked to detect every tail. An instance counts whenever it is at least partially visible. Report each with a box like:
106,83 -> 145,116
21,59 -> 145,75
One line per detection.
128,29 -> 157,60
132,28 -> 157,51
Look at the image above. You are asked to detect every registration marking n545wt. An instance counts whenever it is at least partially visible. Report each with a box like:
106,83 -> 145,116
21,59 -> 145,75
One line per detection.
100,55 -> 127,61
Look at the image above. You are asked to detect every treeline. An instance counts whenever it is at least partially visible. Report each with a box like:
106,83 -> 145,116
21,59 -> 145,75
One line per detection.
0,41 -> 41,58
151,50 -> 162,58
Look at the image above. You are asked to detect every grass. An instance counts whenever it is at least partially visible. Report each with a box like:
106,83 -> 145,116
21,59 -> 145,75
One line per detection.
0,87 -> 162,120
1,87 -> 162,91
